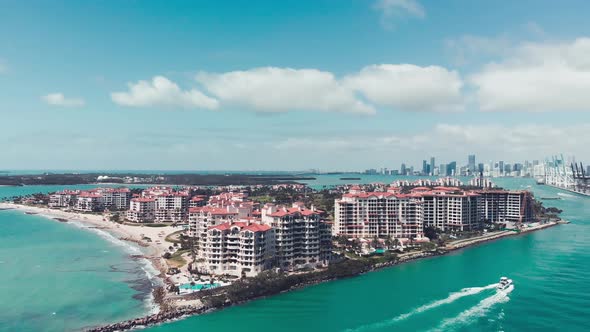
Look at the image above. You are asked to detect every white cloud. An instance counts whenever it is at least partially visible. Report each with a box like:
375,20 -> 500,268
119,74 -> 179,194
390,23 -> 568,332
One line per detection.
345,64 -> 464,112
111,76 -> 219,110
374,0 -> 425,18
196,67 -> 376,115
471,37 -> 590,112
195,65 -> 464,114
41,93 -> 85,107
373,0 -> 425,29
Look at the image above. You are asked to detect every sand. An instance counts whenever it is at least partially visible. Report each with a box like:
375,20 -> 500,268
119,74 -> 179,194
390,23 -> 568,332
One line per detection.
0,202 -> 182,277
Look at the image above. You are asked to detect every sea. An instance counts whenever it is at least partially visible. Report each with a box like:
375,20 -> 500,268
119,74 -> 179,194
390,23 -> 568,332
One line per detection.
1,176 -> 589,331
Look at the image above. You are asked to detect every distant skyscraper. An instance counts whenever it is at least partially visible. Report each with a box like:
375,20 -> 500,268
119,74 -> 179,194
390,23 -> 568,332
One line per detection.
468,154 -> 476,173
422,160 -> 428,175
498,161 -> 505,174
401,163 -> 407,176
430,157 -> 435,175
478,163 -> 484,173
440,164 -> 447,176
447,161 -> 457,176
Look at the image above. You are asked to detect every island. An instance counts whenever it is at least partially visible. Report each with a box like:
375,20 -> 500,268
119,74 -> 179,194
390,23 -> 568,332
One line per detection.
0,176 -> 566,332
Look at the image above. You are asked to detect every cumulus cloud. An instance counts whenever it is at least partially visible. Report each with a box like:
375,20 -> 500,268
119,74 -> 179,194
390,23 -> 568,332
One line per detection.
195,65 -> 464,114
111,76 -> 219,110
471,37 -> 590,112
196,67 -> 376,115
344,64 -> 464,112
41,93 -> 85,107
373,0 -> 425,29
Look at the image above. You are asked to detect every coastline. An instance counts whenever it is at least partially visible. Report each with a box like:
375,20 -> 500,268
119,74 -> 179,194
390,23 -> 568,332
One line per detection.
0,202 -> 180,315
85,220 -> 563,332
0,202 -> 564,332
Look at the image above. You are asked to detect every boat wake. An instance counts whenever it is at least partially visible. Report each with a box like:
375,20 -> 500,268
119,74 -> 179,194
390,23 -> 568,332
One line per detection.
557,192 -> 576,199
429,284 -> 514,331
344,283 -> 497,332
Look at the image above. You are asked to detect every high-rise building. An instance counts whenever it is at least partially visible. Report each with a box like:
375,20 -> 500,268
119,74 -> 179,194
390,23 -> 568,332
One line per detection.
401,163 -> 407,176
498,161 -> 505,175
447,162 -> 457,176
468,154 -> 476,173
478,163 -> 484,173
430,157 -> 436,175
422,160 -> 428,175
440,164 -> 447,176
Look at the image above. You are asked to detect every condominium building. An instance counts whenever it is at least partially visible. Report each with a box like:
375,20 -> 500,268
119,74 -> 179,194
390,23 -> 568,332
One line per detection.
188,205 -> 240,241
126,197 -> 156,223
334,186 -> 535,239
154,192 -> 189,222
420,187 -> 480,232
71,187 -> 131,212
334,186 -> 424,239
201,221 -> 275,277
261,203 -> 331,269
99,188 -> 131,210
189,195 -> 207,208
476,190 -> 534,224
75,192 -> 102,212
49,190 -> 80,208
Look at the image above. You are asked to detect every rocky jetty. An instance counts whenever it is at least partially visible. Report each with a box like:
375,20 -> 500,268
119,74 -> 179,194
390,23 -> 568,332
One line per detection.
86,305 -> 214,332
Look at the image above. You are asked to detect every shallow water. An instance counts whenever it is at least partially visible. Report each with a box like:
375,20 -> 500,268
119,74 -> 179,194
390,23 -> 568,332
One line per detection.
0,185 -> 156,332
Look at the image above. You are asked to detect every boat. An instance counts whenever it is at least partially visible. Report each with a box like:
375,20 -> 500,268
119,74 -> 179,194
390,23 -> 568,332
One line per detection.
497,276 -> 513,291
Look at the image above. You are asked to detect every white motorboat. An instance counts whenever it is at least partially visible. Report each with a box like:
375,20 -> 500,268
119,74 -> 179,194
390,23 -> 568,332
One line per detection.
497,276 -> 513,291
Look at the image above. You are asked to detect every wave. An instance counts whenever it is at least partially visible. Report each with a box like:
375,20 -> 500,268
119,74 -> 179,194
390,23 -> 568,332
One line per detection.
36,216 -> 162,314
344,283 -> 498,332
557,192 -> 576,198
429,285 -> 514,331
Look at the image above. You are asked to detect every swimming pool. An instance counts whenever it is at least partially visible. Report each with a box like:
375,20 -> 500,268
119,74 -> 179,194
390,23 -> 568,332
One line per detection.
179,282 -> 221,291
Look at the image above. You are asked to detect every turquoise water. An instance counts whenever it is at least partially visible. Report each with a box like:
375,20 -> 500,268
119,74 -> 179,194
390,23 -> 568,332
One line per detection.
2,178 -> 590,331
145,177 -> 590,332
0,185 -> 156,332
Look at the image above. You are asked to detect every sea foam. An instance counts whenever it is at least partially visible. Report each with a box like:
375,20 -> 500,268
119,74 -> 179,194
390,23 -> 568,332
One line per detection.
344,283 -> 498,332
429,284 -> 514,331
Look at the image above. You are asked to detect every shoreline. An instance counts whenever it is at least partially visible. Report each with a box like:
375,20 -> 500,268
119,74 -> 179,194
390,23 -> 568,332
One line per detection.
545,183 -> 590,197
0,202 -> 181,316
85,220 -> 563,332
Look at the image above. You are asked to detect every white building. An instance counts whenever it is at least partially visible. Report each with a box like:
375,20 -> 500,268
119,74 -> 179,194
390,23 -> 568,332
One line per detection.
333,186 -> 424,239
126,197 -> 156,223
476,190 -> 534,224
201,221 -> 275,277
75,192 -> 102,212
49,190 -> 80,208
420,187 -> 480,232
154,192 -> 189,222
261,203 -> 331,269
188,206 -> 240,240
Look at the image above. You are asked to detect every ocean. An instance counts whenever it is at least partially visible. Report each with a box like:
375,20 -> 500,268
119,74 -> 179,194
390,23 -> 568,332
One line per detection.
0,185 -> 157,332
1,177 -> 589,331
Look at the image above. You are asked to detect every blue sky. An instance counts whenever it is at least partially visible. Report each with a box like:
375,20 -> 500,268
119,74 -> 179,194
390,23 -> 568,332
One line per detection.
2,0 -> 590,171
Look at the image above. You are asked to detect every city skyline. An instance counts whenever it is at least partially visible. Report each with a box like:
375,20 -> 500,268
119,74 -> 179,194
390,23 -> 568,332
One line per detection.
2,1 -> 590,169
363,153 -> 545,177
